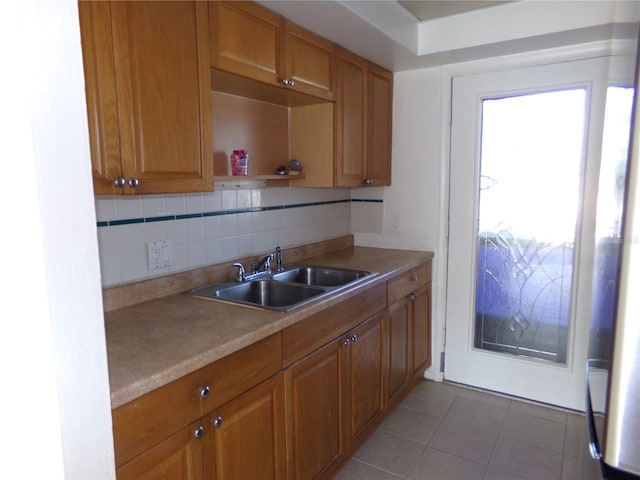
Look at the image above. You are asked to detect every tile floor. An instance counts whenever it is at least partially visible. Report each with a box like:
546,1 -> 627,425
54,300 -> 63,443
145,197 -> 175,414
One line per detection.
335,380 -> 602,480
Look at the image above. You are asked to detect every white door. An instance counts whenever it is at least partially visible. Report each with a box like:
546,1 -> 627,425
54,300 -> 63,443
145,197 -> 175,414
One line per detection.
444,56 -> 634,410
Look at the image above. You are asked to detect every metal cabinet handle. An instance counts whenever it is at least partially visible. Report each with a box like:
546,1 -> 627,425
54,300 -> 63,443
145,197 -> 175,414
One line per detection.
194,426 -> 204,439
409,293 -> 416,302
212,416 -> 223,428
113,177 -> 126,187
128,178 -> 140,187
343,338 -> 350,347
364,178 -> 374,185
281,78 -> 295,86
410,275 -> 418,283
351,334 -> 358,343
200,385 -> 211,399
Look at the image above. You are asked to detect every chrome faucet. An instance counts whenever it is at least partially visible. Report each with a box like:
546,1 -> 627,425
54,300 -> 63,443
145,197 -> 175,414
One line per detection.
232,262 -> 246,282
234,247 -> 283,282
275,246 -> 283,272
251,254 -> 273,274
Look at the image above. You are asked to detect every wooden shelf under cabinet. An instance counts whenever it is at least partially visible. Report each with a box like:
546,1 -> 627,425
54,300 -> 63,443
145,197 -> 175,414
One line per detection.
215,175 -> 306,187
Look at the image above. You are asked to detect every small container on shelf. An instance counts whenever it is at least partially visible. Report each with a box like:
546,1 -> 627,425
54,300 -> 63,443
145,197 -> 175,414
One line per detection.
231,150 -> 249,176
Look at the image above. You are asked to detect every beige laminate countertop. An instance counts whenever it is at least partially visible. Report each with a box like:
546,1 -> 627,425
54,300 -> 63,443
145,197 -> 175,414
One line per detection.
105,246 -> 434,409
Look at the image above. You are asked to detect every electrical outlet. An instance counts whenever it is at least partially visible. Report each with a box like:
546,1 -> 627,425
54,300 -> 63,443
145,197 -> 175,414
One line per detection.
390,213 -> 400,234
147,240 -> 171,270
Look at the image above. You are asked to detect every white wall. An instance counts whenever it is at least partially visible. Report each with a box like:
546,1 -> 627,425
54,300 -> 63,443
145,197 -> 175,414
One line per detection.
0,1 -> 114,478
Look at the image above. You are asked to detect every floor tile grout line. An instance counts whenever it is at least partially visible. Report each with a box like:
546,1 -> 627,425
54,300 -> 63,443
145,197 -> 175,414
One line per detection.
349,458 -> 406,479
559,422 -> 570,480
443,380 -> 584,420
425,441 -> 495,467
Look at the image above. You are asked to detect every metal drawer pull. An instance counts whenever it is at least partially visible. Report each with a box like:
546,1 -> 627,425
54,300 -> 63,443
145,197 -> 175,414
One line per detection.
410,275 -> 418,282
351,334 -> 358,343
194,426 -> 204,439
200,385 -> 211,399
343,338 -> 350,347
409,293 -> 416,302
213,416 -> 223,428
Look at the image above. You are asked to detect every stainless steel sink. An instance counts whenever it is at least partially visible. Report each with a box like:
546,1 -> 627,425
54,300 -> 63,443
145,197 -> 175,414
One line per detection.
188,280 -> 325,311
187,265 -> 376,311
271,266 -> 371,287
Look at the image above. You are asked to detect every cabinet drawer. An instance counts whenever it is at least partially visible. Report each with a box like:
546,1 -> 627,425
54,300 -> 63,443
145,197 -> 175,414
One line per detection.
112,333 -> 282,467
282,283 -> 386,367
387,262 -> 431,305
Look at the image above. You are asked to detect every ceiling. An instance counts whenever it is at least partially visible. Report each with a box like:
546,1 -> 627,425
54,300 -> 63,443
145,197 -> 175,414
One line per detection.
398,1 -> 512,21
258,1 -> 640,71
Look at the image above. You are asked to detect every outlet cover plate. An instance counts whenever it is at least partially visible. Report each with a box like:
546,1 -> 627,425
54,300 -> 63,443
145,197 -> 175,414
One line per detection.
147,240 -> 171,269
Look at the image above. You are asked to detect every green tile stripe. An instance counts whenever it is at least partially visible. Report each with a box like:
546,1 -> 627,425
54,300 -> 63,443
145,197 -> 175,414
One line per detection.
96,198 -> 382,227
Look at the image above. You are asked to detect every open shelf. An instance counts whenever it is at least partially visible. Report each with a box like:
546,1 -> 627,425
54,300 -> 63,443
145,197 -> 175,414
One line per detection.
214,174 -> 306,189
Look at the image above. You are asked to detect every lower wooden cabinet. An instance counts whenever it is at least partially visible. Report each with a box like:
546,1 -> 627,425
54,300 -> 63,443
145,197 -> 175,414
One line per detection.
116,374 -> 286,480
113,260 -> 431,480
204,373 -> 286,479
387,298 -> 411,405
284,336 -> 344,480
386,261 -> 433,407
344,312 -> 385,450
412,282 -> 432,375
116,420 -> 205,480
284,312 -> 385,480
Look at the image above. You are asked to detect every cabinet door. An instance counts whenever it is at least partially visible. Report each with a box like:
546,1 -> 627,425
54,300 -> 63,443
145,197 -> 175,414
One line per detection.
78,1 -> 122,195
387,299 -> 410,405
116,421 -> 204,480
111,1 -> 213,194
204,374 -> 286,480
210,1 -> 283,87
367,65 -> 393,186
335,48 -> 368,187
284,23 -> 335,101
412,282 -> 432,375
344,312 -> 385,448
285,338 -> 345,480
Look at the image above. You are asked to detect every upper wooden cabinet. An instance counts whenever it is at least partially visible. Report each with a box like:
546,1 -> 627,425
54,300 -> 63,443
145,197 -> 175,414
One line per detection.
210,1 -> 335,101
335,48 -> 392,187
367,65 -> 393,187
79,1 -> 213,195
284,22 -> 335,101
335,49 -> 368,187
209,1 -> 282,88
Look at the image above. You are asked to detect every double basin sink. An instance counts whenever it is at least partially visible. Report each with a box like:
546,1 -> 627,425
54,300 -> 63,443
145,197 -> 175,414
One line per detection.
187,265 -> 376,312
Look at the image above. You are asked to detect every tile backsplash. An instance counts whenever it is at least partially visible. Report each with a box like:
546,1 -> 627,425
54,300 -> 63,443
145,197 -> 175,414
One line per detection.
96,187 -> 384,287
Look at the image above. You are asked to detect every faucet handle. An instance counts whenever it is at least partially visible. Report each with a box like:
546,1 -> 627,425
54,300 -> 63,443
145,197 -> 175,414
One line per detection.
275,246 -> 283,272
232,263 -> 246,282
